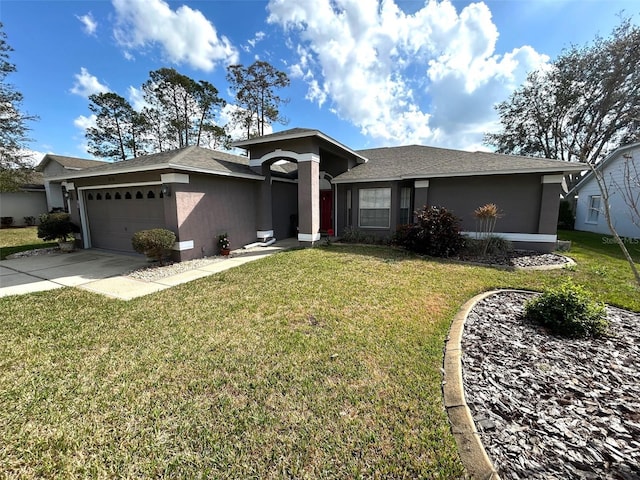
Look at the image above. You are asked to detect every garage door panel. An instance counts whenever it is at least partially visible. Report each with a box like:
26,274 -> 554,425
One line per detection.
85,187 -> 166,253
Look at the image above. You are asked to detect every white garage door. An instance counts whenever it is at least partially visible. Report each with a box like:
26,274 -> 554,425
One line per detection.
84,186 -> 166,252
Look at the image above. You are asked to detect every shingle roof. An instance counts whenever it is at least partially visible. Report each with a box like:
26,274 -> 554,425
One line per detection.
46,146 -> 263,181
232,128 -> 368,164
36,154 -> 109,172
333,145 -> 585,183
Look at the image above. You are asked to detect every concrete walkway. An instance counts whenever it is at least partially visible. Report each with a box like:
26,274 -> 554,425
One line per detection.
0,239 -> 298,300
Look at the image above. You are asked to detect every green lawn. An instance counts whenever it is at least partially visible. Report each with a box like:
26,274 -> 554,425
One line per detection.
0,226 -> 56,259
0,228 -> 637,478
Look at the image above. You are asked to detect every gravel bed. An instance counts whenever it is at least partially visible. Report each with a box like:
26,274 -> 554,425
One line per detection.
456,250 -> 573,269
126,256 -> 223,281
7,247 -> 60,258
462,291 -> 640,479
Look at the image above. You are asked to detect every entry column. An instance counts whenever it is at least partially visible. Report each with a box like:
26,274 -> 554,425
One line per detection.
298,153 -> 320,245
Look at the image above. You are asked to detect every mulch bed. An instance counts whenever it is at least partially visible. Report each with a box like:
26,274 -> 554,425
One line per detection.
462,290 -> 640,479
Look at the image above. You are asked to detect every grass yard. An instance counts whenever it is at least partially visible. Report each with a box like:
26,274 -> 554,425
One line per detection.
0,228 -> 638,478
0,226 -> 56,260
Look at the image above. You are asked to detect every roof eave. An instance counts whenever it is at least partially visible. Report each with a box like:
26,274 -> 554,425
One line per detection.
46,163 -> 264,182
232,130 -> 369,165
332,165 -> 586,184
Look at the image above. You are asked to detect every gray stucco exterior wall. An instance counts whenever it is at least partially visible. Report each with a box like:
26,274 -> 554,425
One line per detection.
174,174 -> 258,261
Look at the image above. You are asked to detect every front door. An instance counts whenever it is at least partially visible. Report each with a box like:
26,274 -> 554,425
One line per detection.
320,189 -> 332,232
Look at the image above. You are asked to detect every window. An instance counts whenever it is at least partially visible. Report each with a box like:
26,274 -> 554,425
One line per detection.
96,193 -> 102,200
125,192 -> 132,199
359,188 -> 391,228
346,189 -> 352,226
115,192 -> 122,200
147,190 -> 155,199
587,195 -> 601,223
399,187 -> 412,225
87,193 -> 94,200
105,192 -> 112,200
135,191 -> 143,199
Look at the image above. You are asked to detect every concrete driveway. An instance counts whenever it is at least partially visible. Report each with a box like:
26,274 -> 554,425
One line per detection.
0,249 -> 149,298
1,239 -> 299,300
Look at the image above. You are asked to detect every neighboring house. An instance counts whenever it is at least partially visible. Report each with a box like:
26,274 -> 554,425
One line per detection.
36,154 -> 109,212
0,172 -> 48,226
571,143 -> 640,239
48,128 -> 584,260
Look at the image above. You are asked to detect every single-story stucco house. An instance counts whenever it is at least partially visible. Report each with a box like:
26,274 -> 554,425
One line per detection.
570,142 -> 639,239
46,128 -> 584,260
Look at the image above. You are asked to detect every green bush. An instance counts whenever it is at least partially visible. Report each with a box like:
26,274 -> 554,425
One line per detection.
524,282 -> 609,338
340,226 -> 389,245
37,213 -> 80,242
463,235 -> 513,257
131,228 -> 176,265
392,206 -> 464,257
557,199 -> 575,230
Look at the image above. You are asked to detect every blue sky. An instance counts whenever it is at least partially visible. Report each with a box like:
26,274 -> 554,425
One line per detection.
2,0 -> 639,163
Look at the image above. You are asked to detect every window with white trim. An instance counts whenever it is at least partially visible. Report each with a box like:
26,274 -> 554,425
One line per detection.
359,188 -> 391,228
587,195 -> 601,223
399,187 -> 412,225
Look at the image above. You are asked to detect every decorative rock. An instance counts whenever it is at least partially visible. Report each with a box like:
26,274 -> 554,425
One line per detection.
462,291 -> 640,479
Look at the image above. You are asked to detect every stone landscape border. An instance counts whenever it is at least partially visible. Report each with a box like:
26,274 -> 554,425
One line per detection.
443,290 -> 502,480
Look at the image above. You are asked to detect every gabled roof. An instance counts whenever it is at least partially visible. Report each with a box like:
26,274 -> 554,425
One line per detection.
232,128 -> 369,164
36,154 -> 109,172
568,142 -> 640,196
45,146 -> 264,182
333,145 -> 585,183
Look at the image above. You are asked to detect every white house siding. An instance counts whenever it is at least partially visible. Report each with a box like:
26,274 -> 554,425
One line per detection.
0,191 -> 48,226
574,146 -> 640,239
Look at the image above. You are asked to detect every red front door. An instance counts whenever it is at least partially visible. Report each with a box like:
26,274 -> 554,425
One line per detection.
320,189 -> 332,232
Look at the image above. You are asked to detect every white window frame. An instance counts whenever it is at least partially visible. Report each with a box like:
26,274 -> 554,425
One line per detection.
586,195 -> 601,223
358,187 -> 391,228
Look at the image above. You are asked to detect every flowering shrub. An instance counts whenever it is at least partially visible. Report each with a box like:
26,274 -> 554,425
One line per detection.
217,233 -> 230,251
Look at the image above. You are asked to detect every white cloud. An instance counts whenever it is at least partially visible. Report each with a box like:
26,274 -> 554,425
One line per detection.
127,86 -> 147,111
73,114 -> 97,131
243,31 -> 266,52
70,68 -> 110,98
76,12 -> 98,36
267,0 -> 549,149
112,0 -> 239,71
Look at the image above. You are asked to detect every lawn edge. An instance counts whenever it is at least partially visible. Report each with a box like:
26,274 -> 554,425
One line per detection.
443,290 -> 503,480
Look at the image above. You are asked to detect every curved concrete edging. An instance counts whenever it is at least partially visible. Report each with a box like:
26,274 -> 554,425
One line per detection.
443,290 -> 502,480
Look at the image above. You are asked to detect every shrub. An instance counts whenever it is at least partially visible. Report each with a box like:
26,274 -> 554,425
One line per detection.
393,205 -> 464,257
557,199 -> 575,230
341,226 -> 389,245
24,216 -> 37,226
131,228 -> 176,265
1,217 -> 14,227
473,203 -> 503,256
37,213 -> 80,242
524,282 -> 609,338
217,233 -> 230,251
462,235 -> 512,257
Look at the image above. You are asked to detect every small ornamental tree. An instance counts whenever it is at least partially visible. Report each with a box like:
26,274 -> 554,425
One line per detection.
131,228 -> 176,265
474,203 -> 502,256
37,213 -> 80,243
393,205 -> 464,257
